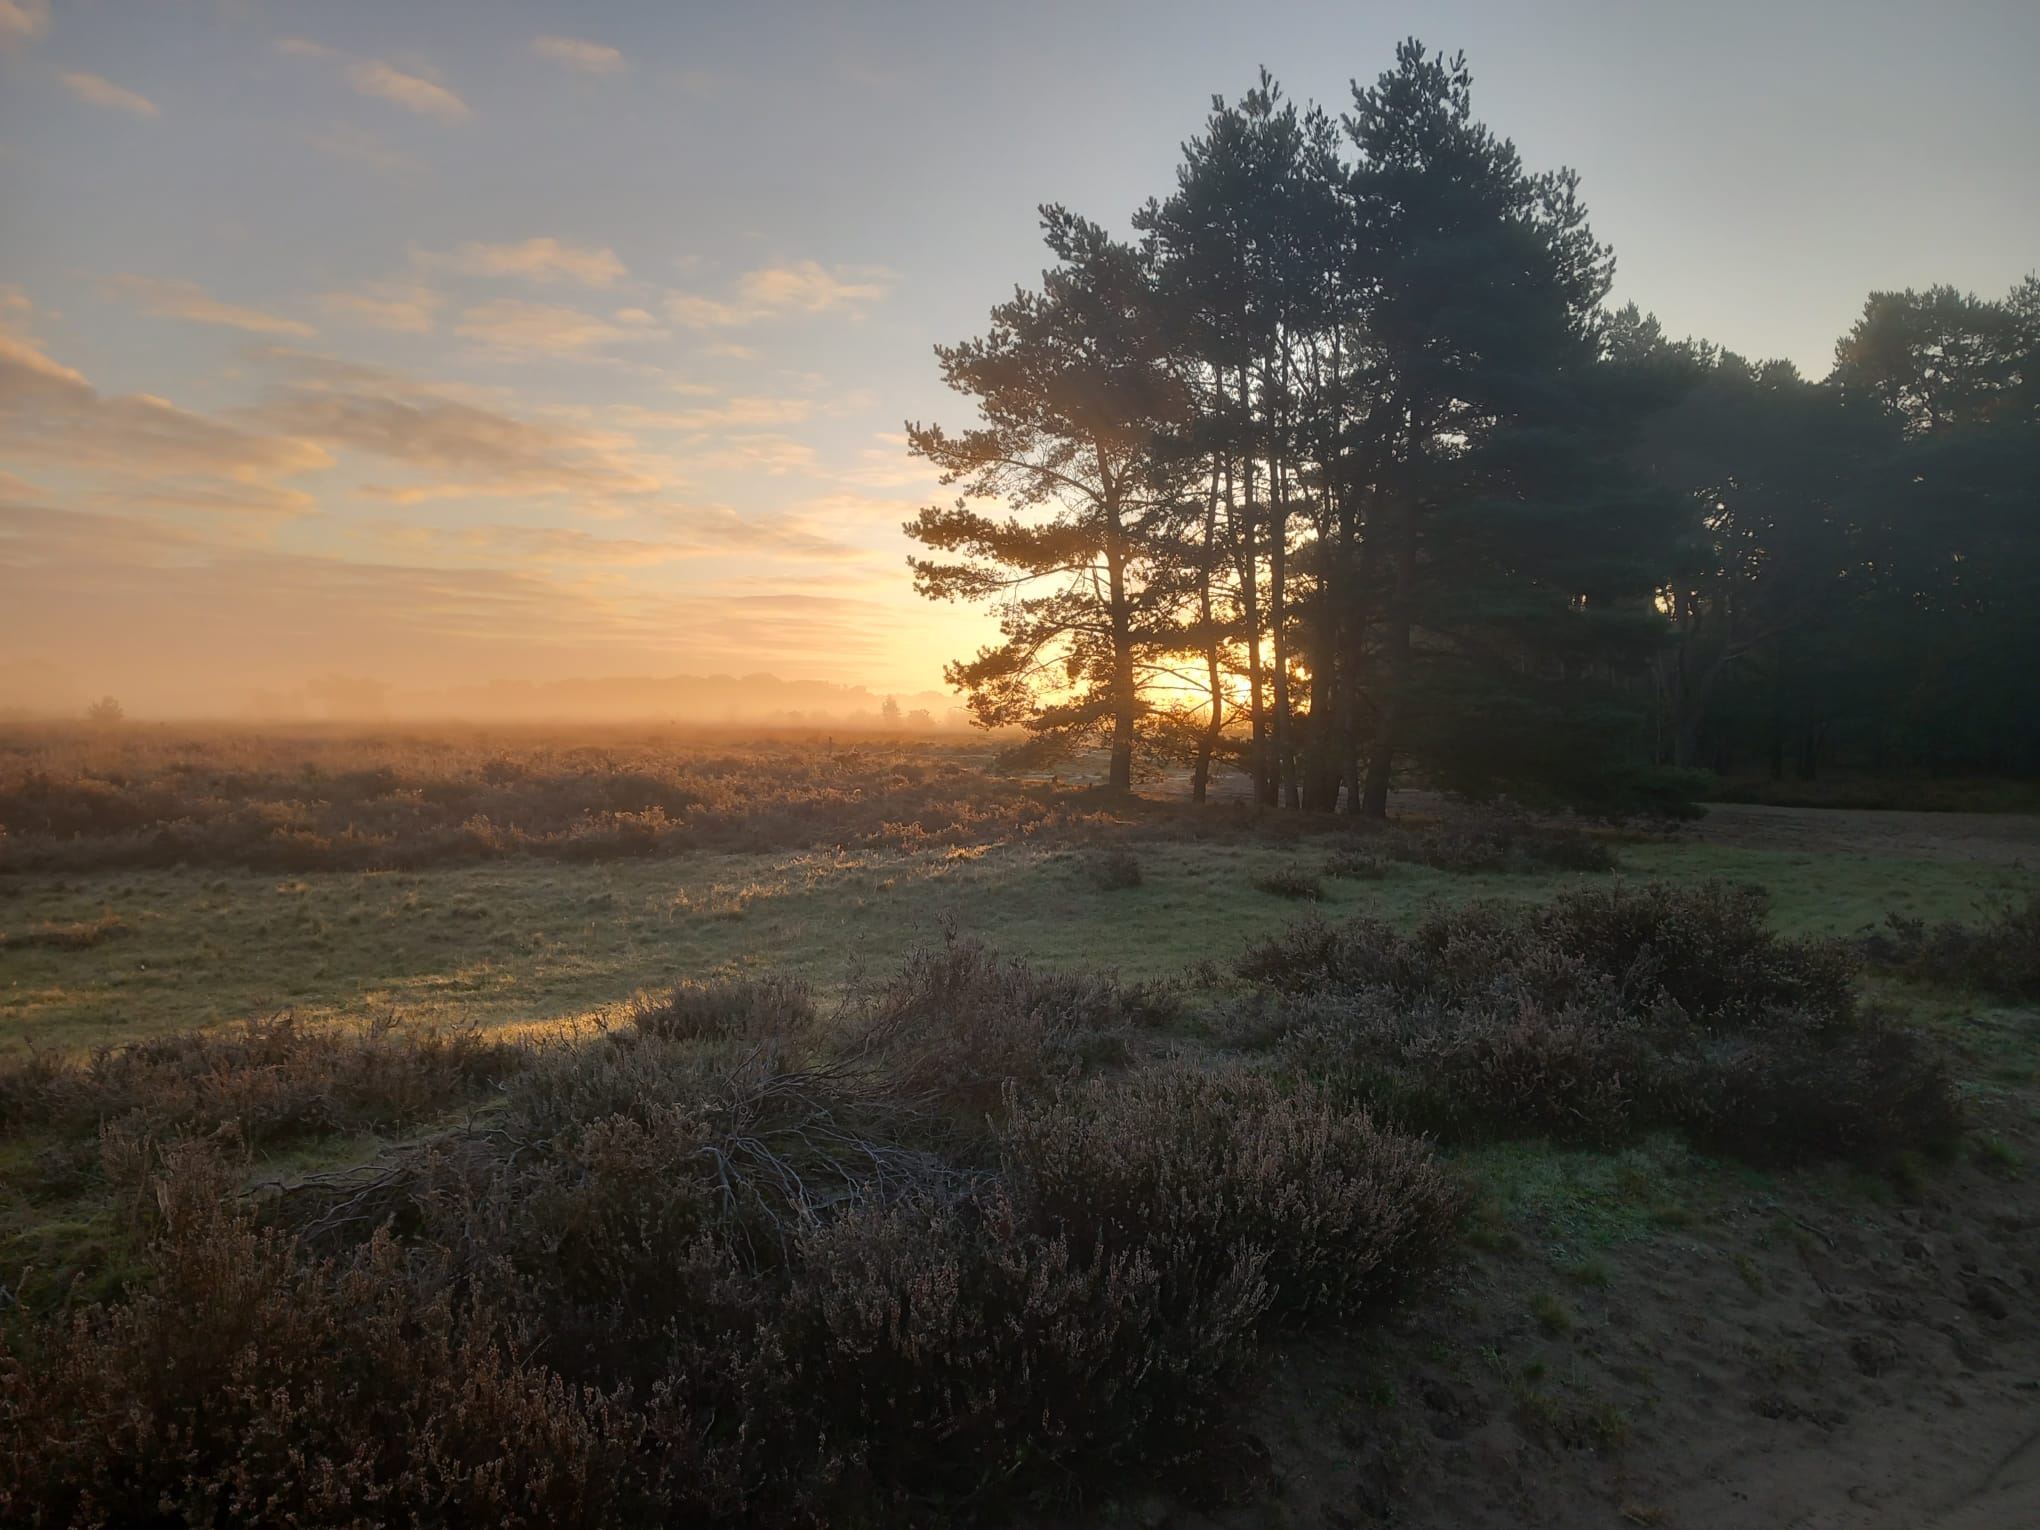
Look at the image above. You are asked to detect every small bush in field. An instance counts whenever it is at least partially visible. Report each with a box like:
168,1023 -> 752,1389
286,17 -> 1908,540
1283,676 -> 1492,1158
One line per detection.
849,938 -> 1147,1135
1379,811 -> 1619,876
1255,865 -> 1323,900
1323,847 -> 1391,881
630,973 -> 817,1045
1862,889 -> 2040,1003
0,912 -> 129,950
1087,845 -> 1144,890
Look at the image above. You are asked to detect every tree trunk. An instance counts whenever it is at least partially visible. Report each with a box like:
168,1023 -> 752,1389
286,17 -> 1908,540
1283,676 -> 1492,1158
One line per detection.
1192,456 -> 1224,804
1361,541 -> 1412,819
1099,450 -> 1135,795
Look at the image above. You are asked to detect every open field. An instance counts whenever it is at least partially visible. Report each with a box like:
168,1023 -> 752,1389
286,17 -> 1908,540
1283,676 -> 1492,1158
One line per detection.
1,729 -> 2036,1528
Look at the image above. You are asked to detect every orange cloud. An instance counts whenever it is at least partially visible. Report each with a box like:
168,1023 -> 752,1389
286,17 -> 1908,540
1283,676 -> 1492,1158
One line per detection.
319,281 -> 441,333
105,275 -> 316,337
60,71 -> 160,117
0,315 -> 328,514
0,0 -> 48,45
423,236 -> 626,287
665,261 -> 893,328
454,298 -> 664,357
245,353 -> 664,504
531,36 -> 625,74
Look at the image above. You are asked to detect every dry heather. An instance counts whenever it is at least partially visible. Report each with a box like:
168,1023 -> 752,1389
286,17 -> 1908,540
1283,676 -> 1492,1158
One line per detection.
0,942 -> 1448,1527
1237,880 -> 1959,1162
0,885 -> 1972,1526
0,727 -> 1098,873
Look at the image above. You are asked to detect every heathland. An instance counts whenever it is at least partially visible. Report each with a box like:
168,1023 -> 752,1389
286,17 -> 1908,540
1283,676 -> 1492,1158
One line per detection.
1,723 -> 2035,1528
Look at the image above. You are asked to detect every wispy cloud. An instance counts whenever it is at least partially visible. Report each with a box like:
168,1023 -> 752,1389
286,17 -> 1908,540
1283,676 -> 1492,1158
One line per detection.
422,237 -> 626,288
665,261 -> 893,328
0,0 -> 48,45
245,351 -> 666,506
348,59 -> 469,121
319,281 -> 441,334
0,310 -> 328,515
60,71 -> 160,118
278,39 -> 469,122
105,275 -> 316,337
311,122 -> 424,177
454,299 -> 664,357
531,35 -> 625,74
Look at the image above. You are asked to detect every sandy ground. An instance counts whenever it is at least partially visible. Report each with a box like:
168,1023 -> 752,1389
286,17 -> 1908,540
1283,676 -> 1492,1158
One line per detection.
1127,1131 -> 2040,1530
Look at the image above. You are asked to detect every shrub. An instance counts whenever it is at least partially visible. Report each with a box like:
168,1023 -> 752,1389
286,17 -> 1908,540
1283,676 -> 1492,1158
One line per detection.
0,912 -> 129,950
1862,889 -> 2040,1003
1254,865 -> 1323,900
1087,846 -> 1145,890
1378,811 -> 1620,876
0,1013 -> 522,1145
1323,848 -> 1391,880
1243,881 -> 1953,1165
1004,1069 -> 1458,1326
847,938 -> 1144,1138
631,974 -> 818,1045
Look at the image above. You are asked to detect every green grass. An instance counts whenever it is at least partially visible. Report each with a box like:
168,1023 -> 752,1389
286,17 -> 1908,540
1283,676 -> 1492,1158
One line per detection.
5,835 -> 2028,1055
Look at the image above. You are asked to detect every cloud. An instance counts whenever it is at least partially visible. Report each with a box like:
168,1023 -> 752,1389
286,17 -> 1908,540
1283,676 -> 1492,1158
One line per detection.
0,0 -> 48,45
361,505 -> 857,567
454,298 -> 664,357
531,35 -> 625,74
311,122 -> 424,177
0,315 -> 329,514
105,275 -> 316,337
245,353 -> 665,506
690,433 -> 818,477
280,40 -> 469,122
60,72 -> 160,118
348,59 -> 469,121
665,261 -> 893,328
422,236 -> 625,288
617,396 -> 817,432
319,281 -> 440,333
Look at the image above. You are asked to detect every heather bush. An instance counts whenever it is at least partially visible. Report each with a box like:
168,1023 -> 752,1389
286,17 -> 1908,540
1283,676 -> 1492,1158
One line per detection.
1087,845 -> 1145,890
1004,1069 -> 1458,1326
1862,889 -> 2040,1003
631,973 -> 819,1046
0,947 -> 1461,1526
846,937 -> 1153,1137
1377,810 -> 1620,875
1242,881 -> 1956,1164
1254,865 -> 1324,900
0,1012 -> 522,1143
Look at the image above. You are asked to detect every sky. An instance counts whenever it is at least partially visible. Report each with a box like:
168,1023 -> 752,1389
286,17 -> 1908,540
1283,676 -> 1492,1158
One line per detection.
2,0 -> 2036,716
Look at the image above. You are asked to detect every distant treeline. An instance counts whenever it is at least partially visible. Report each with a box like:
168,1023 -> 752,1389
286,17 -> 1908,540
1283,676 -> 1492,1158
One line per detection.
906,41 -> 2039,811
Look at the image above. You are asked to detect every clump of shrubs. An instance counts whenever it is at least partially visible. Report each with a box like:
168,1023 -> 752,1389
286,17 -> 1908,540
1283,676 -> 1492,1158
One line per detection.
1237,880 -> 1956,1165
0,911 -> 130,950
0,1012 -> 522,1145
0,943 -> 1455,1526
1323,847 -> 1392,881
1378,810 -> 1620,875
1087,845 -> 1145,890
1254,865 -> 1324,900
1862,889 -> 2040,1003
